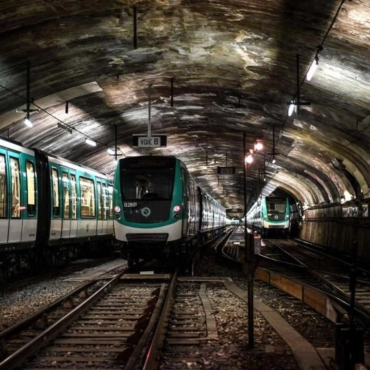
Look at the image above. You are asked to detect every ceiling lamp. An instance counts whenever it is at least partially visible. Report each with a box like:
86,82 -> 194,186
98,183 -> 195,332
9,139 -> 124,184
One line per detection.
85,138 -> 97,147
24,116 -> 33,128
288,102 -> 295,117
306,56 -> 319,81
254,139 -> 263,151
245,153 -> 253,164
107,148 -> 115,155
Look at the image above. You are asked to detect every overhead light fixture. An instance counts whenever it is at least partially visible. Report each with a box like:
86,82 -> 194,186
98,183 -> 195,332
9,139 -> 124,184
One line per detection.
24,116 -> 33,128
245,154 -> 253,164
254,140 -> 263,151
306,56 -> 319,81
107,148 -> 115,155
85,138 -> 96,147
272,157 -> 276,164
288,102 -> 295,117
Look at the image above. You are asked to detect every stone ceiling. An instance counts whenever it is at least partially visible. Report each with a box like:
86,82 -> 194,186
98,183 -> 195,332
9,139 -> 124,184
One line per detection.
0,0 -> 370,215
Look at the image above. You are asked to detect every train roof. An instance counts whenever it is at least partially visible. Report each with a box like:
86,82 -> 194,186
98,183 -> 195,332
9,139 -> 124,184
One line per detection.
37,149 -> 111,180
0,136 -> 34,156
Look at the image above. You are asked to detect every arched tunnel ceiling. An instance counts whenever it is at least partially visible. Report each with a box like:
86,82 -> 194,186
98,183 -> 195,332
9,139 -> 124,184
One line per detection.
1,0 -> 370,214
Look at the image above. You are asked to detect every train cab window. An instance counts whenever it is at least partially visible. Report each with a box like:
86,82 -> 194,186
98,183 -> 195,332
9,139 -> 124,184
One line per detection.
267,198 -> 286,214
26,161 -> 36,217
120,158 -> 175,201
62,173 -> 70,220
52,168 -> 60,217
108,186 -> 113,219
80,177 -> 95,218
70,174 -> 77,220
0,155 -> 6,218
10,158 -> 20,218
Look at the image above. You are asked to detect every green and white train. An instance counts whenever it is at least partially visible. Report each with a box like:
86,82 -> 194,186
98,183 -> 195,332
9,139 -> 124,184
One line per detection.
246,196 -> 290,236
0,137 -> 114,277
113,156 -> 226,266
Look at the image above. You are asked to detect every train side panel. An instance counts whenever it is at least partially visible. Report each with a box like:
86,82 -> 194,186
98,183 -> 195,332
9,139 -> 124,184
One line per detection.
0,139 -> 37,250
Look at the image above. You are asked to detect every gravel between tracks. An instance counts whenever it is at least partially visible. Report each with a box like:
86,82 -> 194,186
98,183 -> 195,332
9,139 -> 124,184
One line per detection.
194,247 -> 337,369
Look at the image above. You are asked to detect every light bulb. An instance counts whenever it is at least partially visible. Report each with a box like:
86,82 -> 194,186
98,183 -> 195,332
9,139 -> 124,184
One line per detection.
24,117 -> 33,128
307,57 -> 319,81
85,138 -> 97,147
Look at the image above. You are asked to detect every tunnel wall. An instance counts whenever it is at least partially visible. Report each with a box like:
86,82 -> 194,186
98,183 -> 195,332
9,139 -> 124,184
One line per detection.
299,202 -> 370,262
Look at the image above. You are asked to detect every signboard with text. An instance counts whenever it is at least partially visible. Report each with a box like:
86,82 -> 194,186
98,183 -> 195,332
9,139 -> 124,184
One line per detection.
132,134 -> 167,148
217,166 -> 236,175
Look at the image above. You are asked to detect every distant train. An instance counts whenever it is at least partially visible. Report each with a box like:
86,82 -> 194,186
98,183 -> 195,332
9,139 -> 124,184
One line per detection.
0,137 -> 114,278
246,196 -> 290,236
113,156 -> 226,266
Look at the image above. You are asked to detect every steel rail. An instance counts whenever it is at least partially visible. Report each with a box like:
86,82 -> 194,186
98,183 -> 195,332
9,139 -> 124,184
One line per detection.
142,269 -> 179,370
0,271 -> 125,370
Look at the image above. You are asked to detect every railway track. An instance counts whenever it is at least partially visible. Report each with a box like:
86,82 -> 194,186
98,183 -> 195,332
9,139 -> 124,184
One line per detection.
220,235 -> 370,326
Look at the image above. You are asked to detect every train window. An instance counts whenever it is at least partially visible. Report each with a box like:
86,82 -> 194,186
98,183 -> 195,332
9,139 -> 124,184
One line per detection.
62,173 -> 70,220
108,186 -> 113,218
0,155 -> 6,218
267,198 -> 286,214
52,168 -> 60,218
80,177 -> 95,218
97,182 -> 102,220
10,158 -> 21,218
70,174 -> 77,220
102,184 -> 108,220
121,168 -> 174,200
26,161 -> 36,217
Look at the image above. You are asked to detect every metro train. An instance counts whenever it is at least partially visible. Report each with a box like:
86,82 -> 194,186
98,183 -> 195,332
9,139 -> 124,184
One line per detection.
246,196 -> 290,236
0,137 -> 114,278
113,156 -> 227,266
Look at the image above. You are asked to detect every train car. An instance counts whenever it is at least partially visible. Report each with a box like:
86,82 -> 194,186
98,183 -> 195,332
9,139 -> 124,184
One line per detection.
113,156 -> 226,266
0,137 -> 114,278
247,196 -> 290,236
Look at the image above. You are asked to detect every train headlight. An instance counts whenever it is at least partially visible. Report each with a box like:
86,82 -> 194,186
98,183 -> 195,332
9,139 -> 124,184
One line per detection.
114,206 -> 121,213
173,205 -> 181,219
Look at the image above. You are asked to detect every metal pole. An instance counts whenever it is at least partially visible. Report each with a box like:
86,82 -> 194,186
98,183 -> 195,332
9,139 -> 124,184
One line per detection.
171,77 -> 174,107
133,6 -> 137,49
349,240 -> 358,368
148,84 -> 152,138
115,125 -> 118,162
26,61 -> 31,121
243,133 -> 247,264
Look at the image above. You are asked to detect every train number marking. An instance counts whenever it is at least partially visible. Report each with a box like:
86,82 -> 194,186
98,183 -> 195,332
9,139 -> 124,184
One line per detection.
124,202 -> 137,208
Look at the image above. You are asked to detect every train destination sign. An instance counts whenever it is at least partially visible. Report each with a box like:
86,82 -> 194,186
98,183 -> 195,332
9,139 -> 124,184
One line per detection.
217,166 -> 236,175
132,134 -> 167,148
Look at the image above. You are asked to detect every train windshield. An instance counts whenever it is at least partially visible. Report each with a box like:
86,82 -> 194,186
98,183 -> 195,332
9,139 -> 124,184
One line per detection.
266,197 -> 286,214
120,157 -> 176,201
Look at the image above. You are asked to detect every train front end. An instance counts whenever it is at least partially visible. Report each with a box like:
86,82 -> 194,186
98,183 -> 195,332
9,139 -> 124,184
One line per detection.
262,197 -> 290,235
113,156 -> 184,264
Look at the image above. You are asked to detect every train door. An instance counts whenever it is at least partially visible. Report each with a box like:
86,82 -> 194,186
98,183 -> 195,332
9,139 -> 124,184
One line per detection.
69,173 -> 77,238
61,171 -> 71,238
97,181 -> 103,235
50,166 -> 62,240
102,182 -> 108,234
0,149 -> 8,244
8,153 -> 22,243
22,158 -> 37,242
107,185 -> 114,234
